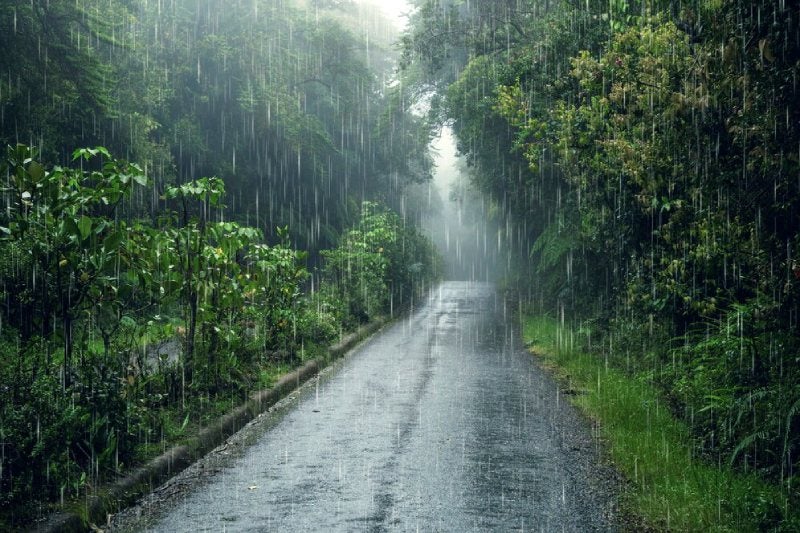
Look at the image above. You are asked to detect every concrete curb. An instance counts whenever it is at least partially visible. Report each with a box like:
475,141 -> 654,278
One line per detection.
33,317 -> 390,533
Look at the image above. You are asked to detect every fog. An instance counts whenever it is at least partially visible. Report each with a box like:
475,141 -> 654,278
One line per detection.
373,0 -> 412,30
423,127 -> 505,282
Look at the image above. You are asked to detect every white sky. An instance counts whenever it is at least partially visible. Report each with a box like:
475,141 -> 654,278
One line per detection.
375,0 -> 413,30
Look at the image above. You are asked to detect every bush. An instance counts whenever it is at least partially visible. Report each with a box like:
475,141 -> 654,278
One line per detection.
321,202 -> 441,325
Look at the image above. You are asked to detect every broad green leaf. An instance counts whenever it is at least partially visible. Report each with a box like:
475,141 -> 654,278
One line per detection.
78,216 -> 92,240
72,148 -> 96,161
28,161 -> 44,181
94,220 -> 108,235
104,230 -> 123,252
64,217 -> 81,240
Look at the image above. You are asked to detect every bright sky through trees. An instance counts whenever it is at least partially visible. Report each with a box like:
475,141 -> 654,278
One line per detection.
374,0 -> 412,30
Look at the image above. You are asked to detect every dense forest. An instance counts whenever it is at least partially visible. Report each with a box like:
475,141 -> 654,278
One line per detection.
0,0 -> 442,527
5,0 -> 800,529
401,0 -> 800,528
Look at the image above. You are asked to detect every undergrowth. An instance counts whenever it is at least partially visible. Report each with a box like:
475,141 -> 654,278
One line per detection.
522,314 -> 798,532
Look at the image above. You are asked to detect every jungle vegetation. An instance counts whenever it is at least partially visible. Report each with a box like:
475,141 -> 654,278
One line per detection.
0,0 -> 440,526
402,0 -> 800,529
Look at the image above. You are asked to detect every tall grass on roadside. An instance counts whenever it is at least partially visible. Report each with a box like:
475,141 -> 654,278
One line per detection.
523,315 -> 795,532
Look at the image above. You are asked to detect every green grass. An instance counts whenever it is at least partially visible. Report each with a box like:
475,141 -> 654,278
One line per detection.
257,362 -> 294,389
523,314 -> 794,532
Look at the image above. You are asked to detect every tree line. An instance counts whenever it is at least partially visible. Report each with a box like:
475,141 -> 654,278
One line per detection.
0,143 -> 440,525
0,0 -> 433,247
0,0 -> 441,526
402,0 -> 799,527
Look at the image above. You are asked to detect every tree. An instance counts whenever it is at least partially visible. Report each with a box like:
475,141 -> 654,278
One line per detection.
403,0 -> 800,507
1,144 -> 145,387
0,1 -> 135,157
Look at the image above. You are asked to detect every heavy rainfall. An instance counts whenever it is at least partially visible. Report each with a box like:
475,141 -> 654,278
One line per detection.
0,0 -> 798,531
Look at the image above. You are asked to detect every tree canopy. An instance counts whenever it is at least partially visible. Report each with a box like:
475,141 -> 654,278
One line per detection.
0,0 -> 433,249
0,1 -> 443,526
403,0 -> 800,526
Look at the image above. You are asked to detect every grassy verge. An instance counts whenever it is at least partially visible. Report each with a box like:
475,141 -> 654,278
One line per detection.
522,314 -> 795,532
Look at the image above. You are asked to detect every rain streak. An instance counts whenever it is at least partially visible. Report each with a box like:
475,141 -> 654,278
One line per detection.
0,1 -> 798,531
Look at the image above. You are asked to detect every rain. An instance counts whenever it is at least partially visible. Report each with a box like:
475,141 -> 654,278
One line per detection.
0,0 -> 798,531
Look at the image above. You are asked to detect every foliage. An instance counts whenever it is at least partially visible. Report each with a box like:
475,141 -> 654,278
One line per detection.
0,145 -> 440,526
0,0 -> 432,251
0,0 -> 439,526
1,144 -> 146,382
403,0 -> 800,522
0,0 -> 127,157
322,201 -> 441,326
0,145 -> 145,521
523,314 -> 798,531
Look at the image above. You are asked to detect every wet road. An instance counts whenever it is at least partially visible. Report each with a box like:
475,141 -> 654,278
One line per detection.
129,282 -> 616,531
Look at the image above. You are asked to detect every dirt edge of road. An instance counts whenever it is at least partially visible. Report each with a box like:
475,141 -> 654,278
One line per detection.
31,317 -> 391,533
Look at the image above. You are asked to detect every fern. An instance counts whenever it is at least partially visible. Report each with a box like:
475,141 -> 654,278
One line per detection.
530,220 -> 578,274
783,395 -> 800,470
730,430 -> 769,467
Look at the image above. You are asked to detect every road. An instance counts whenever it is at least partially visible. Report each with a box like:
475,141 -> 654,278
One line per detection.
113,281 -> 618,532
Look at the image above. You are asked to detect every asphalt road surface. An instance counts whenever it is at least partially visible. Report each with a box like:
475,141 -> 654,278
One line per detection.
113,281 -> 618,532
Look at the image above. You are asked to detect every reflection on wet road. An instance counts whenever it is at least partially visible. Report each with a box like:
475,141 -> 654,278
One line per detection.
144,282 -> 615,531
